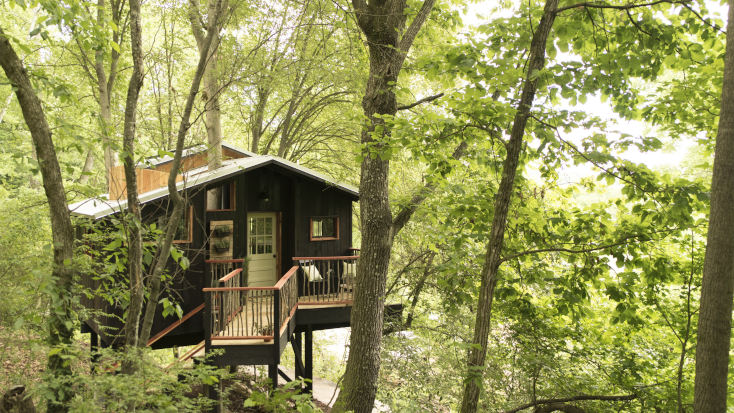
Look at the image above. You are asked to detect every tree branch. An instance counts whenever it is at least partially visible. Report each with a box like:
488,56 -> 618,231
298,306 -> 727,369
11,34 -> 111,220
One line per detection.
391,141 -> 467,240
555,0 -> 689,14
398,0 -> 437,54
397,92 -> 444,110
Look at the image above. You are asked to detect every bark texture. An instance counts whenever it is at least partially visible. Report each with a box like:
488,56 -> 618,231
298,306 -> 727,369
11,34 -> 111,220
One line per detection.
0,385 -> 37,413
0,26 -> 76,413
458,1 -> 558,411
693,1 -> 734,411
138,0 -> 224,347
331,0 -> 437,411
120,0 -> 146,374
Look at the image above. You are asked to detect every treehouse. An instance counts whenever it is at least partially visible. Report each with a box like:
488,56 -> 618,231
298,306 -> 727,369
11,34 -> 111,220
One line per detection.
70,143 -> 402,400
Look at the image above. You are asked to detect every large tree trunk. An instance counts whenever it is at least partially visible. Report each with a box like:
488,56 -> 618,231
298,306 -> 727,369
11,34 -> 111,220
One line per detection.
0,27 -> 76,413
458,1 -> 558,411
119,0 -> 146,375
331,0 -> 436,411
693,2 -> 734,411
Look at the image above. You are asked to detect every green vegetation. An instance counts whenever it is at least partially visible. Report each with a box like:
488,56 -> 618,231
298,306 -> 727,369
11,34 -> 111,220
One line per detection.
0,0 -> 731,411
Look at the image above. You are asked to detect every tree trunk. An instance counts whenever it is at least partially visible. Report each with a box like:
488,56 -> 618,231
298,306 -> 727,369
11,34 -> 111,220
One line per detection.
0,385 -> 37,413
139,0 -> 225,347
188,0 -> 226,171
251,86 -> 270,154
120,0 -> 146,375
80,0 -> 122,184
331,0 -> 436,411
0,26 -> 76,413
0,91 -> 13,124
693,2 -> 734,411
458,1 -> 558,412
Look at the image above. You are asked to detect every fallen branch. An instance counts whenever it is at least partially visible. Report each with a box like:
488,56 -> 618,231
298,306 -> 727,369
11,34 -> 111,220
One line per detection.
502,394 -> 637,413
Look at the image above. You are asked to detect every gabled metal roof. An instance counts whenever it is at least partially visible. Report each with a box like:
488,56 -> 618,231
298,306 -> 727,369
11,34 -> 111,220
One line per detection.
69,155 -> 359,220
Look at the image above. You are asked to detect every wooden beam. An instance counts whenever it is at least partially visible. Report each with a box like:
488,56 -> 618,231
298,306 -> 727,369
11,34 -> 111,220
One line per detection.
147,302 -> 205,347
305,325 -> 313,394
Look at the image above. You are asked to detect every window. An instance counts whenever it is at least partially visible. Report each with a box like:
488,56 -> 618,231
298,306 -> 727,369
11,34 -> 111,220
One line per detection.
206,182 -> 235,211
157,206 -> 193,243
310,217 -> 339,241
249,216 -> 274,255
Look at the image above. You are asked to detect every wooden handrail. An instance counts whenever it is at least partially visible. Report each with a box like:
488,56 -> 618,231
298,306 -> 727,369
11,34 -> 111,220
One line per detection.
273,266 -> 298,289
218,268 -> 242,283
204,286 -> 277,292
205,259 -> 245,263
147,302 -> 205,347
348,248 -> 360,250
292,255 -> 359,261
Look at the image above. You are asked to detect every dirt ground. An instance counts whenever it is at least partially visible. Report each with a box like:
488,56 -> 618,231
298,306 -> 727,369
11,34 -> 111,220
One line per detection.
0,326 -> 328,412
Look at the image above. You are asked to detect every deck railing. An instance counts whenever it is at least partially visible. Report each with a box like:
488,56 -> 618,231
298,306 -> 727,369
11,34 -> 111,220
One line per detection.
292,255 -> 359,303
203,265 -> 299,344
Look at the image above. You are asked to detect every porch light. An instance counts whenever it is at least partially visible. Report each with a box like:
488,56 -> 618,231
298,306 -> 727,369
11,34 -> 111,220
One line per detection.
259,190 -> 269,203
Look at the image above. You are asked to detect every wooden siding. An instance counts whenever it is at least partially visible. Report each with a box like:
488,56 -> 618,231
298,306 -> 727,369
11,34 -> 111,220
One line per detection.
108,166 -> 183,201
154,147 -> 248,174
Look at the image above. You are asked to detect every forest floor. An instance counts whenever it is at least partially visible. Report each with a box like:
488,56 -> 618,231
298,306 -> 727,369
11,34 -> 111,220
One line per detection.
0,326 -> 331,412
185,379 -> 332,412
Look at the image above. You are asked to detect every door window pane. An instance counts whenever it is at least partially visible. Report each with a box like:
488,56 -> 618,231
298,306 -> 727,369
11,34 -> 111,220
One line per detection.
257,218 -> 264,235
264,236 -> 272,254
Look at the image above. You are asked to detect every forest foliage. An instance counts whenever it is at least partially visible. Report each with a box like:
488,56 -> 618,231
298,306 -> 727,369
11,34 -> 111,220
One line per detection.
0,0 -> 730,411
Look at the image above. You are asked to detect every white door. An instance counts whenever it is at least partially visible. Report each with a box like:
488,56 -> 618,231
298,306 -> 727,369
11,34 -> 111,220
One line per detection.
248,213 -> 277,287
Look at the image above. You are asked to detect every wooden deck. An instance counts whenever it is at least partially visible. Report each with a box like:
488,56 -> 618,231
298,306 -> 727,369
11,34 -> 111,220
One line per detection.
209,295 -> 353,346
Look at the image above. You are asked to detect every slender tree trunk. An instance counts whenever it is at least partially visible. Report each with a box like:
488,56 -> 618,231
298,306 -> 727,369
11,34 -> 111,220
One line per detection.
80,0 -> 122,185
0,26 -> 76,413
251,86 -> 269,154
188,0 -> 226,171
120,0 -> 145,375
139,0 -> 225,347
693,2 -> 734,411
459,1 -> 558,411
0,91 -> 13,124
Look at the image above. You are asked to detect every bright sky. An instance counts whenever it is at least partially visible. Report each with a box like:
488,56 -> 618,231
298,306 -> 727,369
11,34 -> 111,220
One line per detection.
459,0 -> 726,180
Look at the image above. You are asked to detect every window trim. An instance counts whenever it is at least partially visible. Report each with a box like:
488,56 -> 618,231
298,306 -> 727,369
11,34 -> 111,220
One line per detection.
206,181 -> 236,212
310,216 -> 339,241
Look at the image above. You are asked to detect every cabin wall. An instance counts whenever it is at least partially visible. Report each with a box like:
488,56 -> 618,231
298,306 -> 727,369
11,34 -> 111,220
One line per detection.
293,177 -> 354,259
78,162 -> 356,348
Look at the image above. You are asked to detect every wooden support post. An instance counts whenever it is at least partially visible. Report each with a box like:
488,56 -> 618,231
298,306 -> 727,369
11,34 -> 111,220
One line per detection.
305,325 -> 313,394
292,332 -> 305,380
90,330 -> 99,374
268,364 -> 278,389
203,374 -> 223,413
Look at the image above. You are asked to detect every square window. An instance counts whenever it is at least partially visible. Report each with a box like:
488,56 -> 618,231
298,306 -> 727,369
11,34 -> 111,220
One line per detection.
206,182 -> 235,211
310,217 -> 339,241
156,206 -> 193,243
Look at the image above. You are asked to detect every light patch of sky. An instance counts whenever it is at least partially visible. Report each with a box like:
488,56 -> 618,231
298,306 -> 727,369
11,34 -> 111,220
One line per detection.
458,0 -> 727,184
